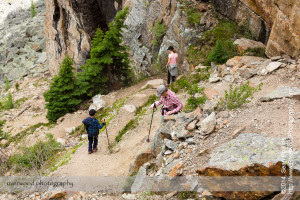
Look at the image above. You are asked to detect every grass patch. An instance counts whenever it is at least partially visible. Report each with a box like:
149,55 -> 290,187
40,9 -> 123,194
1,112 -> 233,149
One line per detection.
14,97 -> 29,108
178,191 -> 197,200
217,81 -> 263,110
5,77 -> 10,91
9,133 -> 62,174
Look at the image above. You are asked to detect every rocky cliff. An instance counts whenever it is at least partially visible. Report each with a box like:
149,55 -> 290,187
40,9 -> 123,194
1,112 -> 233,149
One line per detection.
212,0 -> 300,58
45,0 -> 299,75
45,0 -> 122,74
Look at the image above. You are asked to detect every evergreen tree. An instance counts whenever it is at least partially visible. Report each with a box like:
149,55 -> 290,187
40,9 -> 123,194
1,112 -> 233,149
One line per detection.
205,40 -> 227,65
75,7 -> 132,99
44,55 -> 80,122
102,7 -> 132,86
74,29 -> 108,99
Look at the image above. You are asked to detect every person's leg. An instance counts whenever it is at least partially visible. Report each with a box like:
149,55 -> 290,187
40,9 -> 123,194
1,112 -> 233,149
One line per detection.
93,136 -> 98,151
88,136 -> 93,153
172,75 -> 176,83
167,70 -> 171,85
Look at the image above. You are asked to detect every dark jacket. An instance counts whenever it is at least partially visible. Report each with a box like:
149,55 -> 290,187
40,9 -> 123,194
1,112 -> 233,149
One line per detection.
82,117 -> 104,137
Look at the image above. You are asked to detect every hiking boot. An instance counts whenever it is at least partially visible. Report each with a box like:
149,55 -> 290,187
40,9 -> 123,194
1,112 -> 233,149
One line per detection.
88,151 -> 92,154
93,148 -> 98,152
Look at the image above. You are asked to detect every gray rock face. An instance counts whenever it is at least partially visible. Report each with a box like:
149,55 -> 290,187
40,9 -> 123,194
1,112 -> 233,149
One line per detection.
207,133 -> 300,171
209,73 -> 221,83
150,131 -> 164,156
260,86 -> 300,102
0,0 -> 48,83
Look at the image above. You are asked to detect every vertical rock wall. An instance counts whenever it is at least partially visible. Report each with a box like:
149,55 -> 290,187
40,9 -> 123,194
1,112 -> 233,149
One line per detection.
212,0 -> 300,58
45,0 -> 119,75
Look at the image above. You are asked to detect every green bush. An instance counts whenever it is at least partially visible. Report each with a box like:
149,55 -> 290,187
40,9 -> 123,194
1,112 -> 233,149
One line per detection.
242,47 -> 266,57
3,93 -> 14,110
44,55 -> 81,122
205,39 -> 239,65
30,0 -> 36,17
186,8 -> 202,27
184,84 -> 207,112
217,81 -> 263,110
187,19 -> 253,66
152,20 -> 167,46
15,82 -> 19,91
9,133 -> 61,173
5,77 -> 10,91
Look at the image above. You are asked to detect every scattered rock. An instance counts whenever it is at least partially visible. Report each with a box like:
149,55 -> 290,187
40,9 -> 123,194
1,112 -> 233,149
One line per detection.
142,79 -> 164,89
65,127 -> 76,134
57,138 -> 66,145
81,134 -> 88,140
49,191 -> 66,199
130,150 -> 153,173
265,62 -> 282,73
209,73 -> 221,83
131,167 -> 147,193
164,150 -> 173,155
168,162 -> 184,177
175,127 -> 194,139
203,100 -> 217,115
165,191 -> 177,199
164,139 -> 178,151
89,95 -> 106,111
186,119 -> 197,131
122,193 -> 136,200
233,38 -> 266,53
232,123 -> 248,138
204,88 -> 219,99
158,121 -> 174,139
226,56 -> 266,68
200,112 -> 216,135
260,86 -> 300,101
270,56 -> 281,61
186,138 -> 195,145
122,105 -> 137,113
150,131 -> 164,156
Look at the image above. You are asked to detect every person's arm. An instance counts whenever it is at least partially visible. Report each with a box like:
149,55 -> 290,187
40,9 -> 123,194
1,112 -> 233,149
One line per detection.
97,120 -> 105,129
167,95 -> 183,115
166,55 -> 171,68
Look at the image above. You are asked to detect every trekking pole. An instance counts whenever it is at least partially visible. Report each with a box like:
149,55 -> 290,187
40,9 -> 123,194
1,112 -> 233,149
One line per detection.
104,119 -> 110,146
147,104 -> 156,142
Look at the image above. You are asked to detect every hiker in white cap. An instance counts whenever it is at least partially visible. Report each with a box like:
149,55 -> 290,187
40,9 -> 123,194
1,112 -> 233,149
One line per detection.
151,85 -> 183,124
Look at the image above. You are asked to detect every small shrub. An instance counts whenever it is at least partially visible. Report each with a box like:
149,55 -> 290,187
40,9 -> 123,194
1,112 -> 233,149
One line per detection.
184,84 -> 207,112
152,20 -> 167,46
204,39 -> 239,65
9,133 -> 61,174
30,0 -> 36,17
217,81 -> 263,110
15,82 -> 20,91
4,93 -> 14,110
5,77 -> 10,91
186,8 -> 202,27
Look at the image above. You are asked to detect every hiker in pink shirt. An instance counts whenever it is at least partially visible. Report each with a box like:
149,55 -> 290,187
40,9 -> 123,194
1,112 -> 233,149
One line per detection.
165,46 -> 178,87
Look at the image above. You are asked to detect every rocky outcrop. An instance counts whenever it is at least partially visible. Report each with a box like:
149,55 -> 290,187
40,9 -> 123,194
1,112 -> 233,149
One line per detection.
212,0 -> 300,59
197,133 -> 300,200
45,0 -> 122,74
0,0 -> 48,83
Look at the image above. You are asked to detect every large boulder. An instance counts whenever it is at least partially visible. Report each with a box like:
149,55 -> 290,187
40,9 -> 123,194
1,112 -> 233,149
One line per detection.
200,112 -> 216,135
89,95 -> 106,111
234,38 -> 266,53
260,86 -> 300,102
197,133 -> 300,200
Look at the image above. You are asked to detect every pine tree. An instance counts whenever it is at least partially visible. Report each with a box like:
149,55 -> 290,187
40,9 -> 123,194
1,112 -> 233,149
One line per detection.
74,28 -> 108,99
205,40 -> 228,65
75,7 -> 132,99
44,55 -> 80,122
101,7 -> 132,86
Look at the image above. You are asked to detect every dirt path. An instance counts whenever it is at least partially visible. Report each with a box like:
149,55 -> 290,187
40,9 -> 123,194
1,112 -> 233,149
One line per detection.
52,87 -> 162,176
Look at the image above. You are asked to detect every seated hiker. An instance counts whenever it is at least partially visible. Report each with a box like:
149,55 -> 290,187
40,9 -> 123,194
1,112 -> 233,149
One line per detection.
82,109 -> 106,154
151,85 -> 183,125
